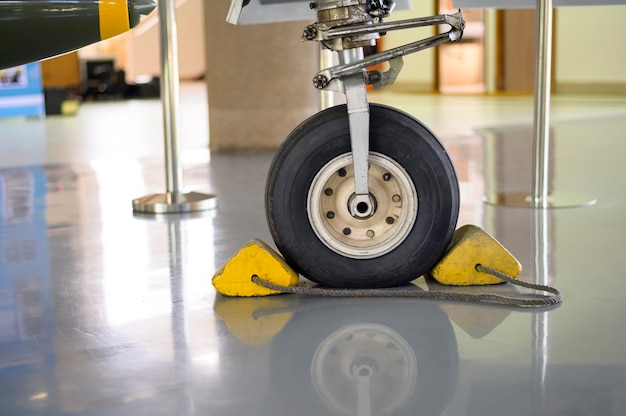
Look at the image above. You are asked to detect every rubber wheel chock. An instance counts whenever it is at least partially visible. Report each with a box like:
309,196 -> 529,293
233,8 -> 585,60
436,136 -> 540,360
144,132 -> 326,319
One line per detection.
212,239 -> 299,297
429,224 -> 522,286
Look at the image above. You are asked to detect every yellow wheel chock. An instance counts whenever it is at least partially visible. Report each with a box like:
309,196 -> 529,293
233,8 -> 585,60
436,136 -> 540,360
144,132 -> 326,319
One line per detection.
212,239 -> 299,297
429,225 -> 522,286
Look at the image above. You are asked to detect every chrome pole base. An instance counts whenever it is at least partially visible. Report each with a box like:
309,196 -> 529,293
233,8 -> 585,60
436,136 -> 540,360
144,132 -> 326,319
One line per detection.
484,191 -> 597,209
132,191 -> 217,214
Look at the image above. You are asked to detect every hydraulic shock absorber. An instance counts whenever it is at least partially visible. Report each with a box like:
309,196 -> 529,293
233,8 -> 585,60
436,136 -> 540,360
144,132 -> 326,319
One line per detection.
309,0 -> 392,54
304,1 -> 463,215
226,0 -> 464,217
306,1 -> 395,217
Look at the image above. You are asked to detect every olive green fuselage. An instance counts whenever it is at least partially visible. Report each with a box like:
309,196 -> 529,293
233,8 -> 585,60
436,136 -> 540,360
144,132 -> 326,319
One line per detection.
0,0 -> 155,70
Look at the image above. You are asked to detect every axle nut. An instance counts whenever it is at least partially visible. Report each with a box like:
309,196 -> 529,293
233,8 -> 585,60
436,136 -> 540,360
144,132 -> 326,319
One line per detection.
303,26 -> 318,41
313,75 -> 329,89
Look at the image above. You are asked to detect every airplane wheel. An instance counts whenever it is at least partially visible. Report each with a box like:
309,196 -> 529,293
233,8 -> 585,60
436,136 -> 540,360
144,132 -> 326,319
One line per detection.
266,104 -> 459,288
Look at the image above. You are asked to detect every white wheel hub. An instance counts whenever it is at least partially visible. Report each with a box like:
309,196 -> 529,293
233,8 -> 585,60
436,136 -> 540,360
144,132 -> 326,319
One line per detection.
307,152 -> 418,259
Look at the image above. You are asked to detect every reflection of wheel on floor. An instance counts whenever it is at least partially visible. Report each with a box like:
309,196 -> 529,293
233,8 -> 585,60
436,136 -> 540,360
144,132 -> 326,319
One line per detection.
269,300 -> 459,416
310,323 -> 418,415
266,104 -> 459,288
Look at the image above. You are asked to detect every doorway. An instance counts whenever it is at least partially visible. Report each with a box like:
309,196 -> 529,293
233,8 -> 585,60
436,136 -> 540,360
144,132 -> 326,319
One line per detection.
436,3 -> 542,95
437,0 -> 486,93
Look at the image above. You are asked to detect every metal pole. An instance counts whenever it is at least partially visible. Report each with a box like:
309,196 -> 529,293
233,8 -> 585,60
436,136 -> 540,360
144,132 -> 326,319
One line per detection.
531,205 -> 550,415
484,9 -> 497,95
159,0 -> 183,200
531,0 -> 553,208
319,46 -> 334,110
488,1 -> 595,209
132,0 -> 217,214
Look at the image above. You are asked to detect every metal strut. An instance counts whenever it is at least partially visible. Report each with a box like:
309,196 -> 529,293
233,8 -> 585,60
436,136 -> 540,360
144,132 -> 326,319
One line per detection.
309,12 -> 465,90
305,8 -> 465,215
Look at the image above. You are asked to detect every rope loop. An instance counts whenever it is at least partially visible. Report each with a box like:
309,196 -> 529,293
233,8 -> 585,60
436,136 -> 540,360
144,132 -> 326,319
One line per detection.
251,265 -> 562,308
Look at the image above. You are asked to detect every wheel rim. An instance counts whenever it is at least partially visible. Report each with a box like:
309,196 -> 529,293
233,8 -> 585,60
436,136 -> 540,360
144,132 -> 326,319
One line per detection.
307,152 -> 418,259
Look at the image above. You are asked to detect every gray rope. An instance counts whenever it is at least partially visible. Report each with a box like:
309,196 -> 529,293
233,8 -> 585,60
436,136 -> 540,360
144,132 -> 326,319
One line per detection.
251,264 -> 562,308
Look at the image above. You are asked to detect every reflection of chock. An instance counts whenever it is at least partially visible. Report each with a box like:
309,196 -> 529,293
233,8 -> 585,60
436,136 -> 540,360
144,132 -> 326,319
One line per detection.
214,296 -> 299,346
438,302 -> 512,338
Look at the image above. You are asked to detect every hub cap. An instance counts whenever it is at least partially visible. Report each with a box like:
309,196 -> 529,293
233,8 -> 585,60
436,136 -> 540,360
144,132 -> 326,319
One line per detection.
307,152 -> 418,259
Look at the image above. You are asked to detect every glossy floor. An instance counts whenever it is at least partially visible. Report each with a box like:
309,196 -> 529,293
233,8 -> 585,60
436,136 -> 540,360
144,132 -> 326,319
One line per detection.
1,83 -> 625,415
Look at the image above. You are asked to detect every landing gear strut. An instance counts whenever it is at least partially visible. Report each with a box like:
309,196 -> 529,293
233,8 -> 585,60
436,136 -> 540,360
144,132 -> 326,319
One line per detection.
232,0 -> 465,288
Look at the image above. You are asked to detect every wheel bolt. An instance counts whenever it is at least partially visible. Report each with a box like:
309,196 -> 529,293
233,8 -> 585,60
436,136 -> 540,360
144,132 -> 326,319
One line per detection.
386,217 -> 395,224
366,230 -> 375,238
338,168 -> 347,177
303,26 -> 317,40
326,211 -> 335,219
383,173 -> 391,181
343,227 -> 351,235
392,194 -> 401,202
324,188 -> 333,196
312,74 -> 328,89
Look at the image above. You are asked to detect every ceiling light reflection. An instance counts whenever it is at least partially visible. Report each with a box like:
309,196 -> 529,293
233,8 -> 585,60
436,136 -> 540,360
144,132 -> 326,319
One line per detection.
28,392 -> 48,401
192,351 -> 220,370
90,157 -> 170,326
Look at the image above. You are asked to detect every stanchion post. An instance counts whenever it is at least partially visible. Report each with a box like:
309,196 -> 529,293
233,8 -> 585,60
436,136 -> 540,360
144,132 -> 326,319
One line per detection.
481,0 -> 596,208
133,0 -> 216,213
160,0 -> 183,199
531,0 -> 553,209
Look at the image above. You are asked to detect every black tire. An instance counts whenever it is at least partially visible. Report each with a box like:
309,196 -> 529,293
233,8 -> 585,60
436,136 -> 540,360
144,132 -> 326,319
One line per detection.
266,103 -> 459,288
